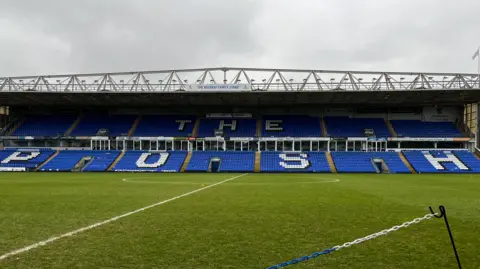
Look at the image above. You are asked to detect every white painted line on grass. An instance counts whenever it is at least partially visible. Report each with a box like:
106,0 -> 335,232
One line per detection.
0,173 -> 249,262
121,177 -> 340,185
223,179 -> 340,185
122,178 -> 213,184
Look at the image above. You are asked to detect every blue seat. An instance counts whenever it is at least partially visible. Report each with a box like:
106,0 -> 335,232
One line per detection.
0,149 -> 55,169
391,120 -> 463,137
13,115 -> 77,136
70,115 -> 136,136
331,152 -> 410,173
134,116 -> 196,137
186,151 -> 255,172
324,117 -> 390,137
403,150 -> 480,173
113,151 -> 187,172
260,152 -> 330,172
262,116 -> 322,137
197,118 -> 256,137
40,150 -> 120,172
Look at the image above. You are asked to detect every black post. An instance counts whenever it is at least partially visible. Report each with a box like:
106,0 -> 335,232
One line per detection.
429,205 -> 462,269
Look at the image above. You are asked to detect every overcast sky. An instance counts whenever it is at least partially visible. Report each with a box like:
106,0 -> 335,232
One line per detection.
1,0 -> 479,77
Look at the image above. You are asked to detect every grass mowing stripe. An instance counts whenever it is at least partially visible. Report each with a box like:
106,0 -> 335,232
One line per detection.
122,177 -> 340,185
0,173 -> 249,262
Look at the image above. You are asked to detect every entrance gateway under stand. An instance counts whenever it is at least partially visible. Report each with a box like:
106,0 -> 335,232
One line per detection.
372,158 -> 390,173
209,157 -> 221,172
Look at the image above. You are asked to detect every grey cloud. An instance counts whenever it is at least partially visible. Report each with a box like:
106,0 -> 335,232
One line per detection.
249,0 -> 480,73
0,0 -> 479,76
0,0 -> 260,75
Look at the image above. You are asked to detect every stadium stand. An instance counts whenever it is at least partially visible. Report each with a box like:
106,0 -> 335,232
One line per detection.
324,117 -> 391,137
112,151 -> 187,172
40,150 -> 120,172
261,116 -> 322,137
185,151 -> 255,172
0,148 -> 55,170
402,150 -> 480,173
260,152 -> 331,172
70,114 -> 137,136
2,67 -> 480,175
12,115 -> 77,136
391,120 -> 463,137
134,116 -> 197,137
197,118 -> 257,137
2,147 -> 480,174
452,151 -> 480,172
1,68 -> 480,178
2,111 -> 477,174
331,152 -> 411,173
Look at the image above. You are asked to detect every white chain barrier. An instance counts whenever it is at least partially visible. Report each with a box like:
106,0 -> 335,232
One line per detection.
332,213 -> 438,251
267,212 -> 438,269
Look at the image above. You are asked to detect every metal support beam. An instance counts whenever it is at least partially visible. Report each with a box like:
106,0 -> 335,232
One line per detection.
0,67 -> 479,93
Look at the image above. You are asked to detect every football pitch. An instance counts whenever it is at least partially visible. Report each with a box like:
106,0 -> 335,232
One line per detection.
0,173 -> 479,269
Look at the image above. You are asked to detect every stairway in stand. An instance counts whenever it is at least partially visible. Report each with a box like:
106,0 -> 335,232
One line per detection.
385,119 -> 397,137
5,118 -> 25,136
107,150 -> 126,171
192,117 -> 201,137
128,116 -> 142,137
320,117 -> 328,137
180,152 -> 193,172
64,114 -> 83,136
256,117 -> 262,137
326,152 -> 337,173
398,152 -> 416,174
35,150 -> 60,172
254,151 -> 261,172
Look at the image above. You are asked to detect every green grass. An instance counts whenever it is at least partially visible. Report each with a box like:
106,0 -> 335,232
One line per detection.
0,172 -> 479,269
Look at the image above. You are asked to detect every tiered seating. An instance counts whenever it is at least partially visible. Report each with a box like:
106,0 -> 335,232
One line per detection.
262,116 -> 322,137
0,149 -> 55,170
453,151 -> 480,171
83,151 -> 121,172
403,150 -> 480,173
113,151 -> 187,172
331,152 -> 411,173
70,114 -> 137,136
260,152 -> 330,172
197,118 -> 256,137
391,120 -> 462,137
12,115 -> 77,136
324,117 -> 390,137
134,116 -> 196,137
40,150 -> 120,172
186,151 -> 255,172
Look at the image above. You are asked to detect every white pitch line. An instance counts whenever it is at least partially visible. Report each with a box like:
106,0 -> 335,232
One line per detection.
232,179 -> 340,185
121,177 -> 340,185
0,173 -> 249,262
122,178 -> 212,184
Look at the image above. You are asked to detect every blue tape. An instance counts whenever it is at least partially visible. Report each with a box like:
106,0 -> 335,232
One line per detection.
266,248 -> 335,269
